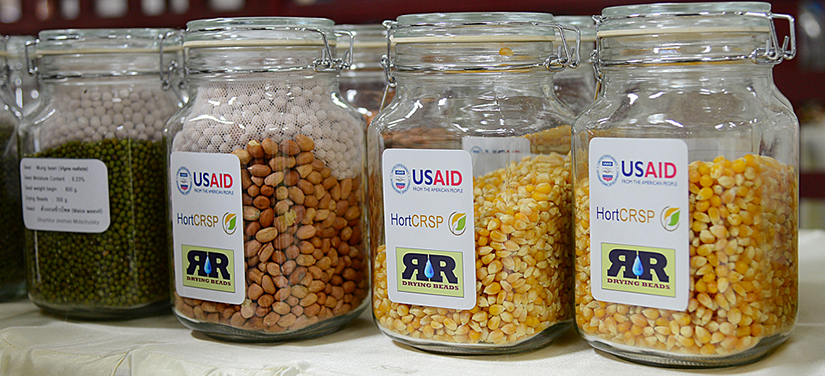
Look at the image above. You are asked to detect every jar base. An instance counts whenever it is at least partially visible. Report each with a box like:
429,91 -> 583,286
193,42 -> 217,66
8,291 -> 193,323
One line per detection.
175,304 -> 367,342
377,319 -> 573,355
32,299 -> 170,320
582,332 -> 789,368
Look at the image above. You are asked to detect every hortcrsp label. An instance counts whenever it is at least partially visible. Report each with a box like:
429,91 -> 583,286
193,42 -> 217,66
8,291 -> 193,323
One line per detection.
171,151 -> 245,304
589,138 -> 689,311
382,149 -> 476,310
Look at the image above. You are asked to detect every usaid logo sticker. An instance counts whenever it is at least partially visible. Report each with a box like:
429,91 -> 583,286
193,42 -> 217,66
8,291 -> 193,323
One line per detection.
390,163 -> 411,194
597,155 -> 618,187
176,166 -> 192,195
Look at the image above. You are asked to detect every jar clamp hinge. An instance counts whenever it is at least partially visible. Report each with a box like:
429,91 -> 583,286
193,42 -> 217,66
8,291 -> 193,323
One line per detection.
159,30 -> 185,101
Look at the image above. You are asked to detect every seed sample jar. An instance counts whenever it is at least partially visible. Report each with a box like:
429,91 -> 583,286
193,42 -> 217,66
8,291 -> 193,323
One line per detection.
0,37 -> 25,301
335,24 -> 393,125
553,16 -> 597,114
20,29 -> 182,318
572,3 -> 798,367
168,17 -> 368,341
369,12 -> 579,354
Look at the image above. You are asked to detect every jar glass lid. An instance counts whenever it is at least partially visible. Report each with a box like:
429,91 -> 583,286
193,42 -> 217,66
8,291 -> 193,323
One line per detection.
33,29 -> 181,79
594,2 -> 795,65
184,17 -> 336,48
597,2 -> 774,37
36,28 -> 179,55
392,12 -> 558,44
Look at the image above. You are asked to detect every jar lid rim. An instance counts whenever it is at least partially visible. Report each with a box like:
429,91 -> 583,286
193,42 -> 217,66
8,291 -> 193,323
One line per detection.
186,17 -> 334,31
601,2 -> 771,18
396,12 -> 555,25
39,28 -> 177,42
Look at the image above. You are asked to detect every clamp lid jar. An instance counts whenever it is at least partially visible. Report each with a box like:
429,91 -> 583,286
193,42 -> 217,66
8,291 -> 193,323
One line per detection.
369,12 -> 579,354
20,28 -> 183,318
572,2 -> 798,367
168,17 -> 368,341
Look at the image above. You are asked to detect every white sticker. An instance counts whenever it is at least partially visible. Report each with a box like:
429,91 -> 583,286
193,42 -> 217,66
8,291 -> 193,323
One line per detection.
588,138 -> 690,311
171,151 -> 245,305
382,149 -> 476,310
462,136 -> 531,176
20,158 -> 110,233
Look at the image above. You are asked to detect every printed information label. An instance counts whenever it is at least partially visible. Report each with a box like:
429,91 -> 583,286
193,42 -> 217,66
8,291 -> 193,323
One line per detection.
589,138 -> 689,311
171,151 -> 245,305
20,158 -> 110,233
383,149 -> 476,310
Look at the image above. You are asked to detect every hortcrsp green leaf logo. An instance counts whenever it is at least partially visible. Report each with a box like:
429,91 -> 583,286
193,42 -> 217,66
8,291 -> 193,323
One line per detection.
449,212 -> 467,236
222,212 -> 238,235
661,207 -> 681,232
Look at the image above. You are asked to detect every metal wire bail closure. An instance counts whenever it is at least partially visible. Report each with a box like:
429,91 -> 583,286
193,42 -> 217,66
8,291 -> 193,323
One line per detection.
593,10 -> 797,68
381,20 -> 397,88
764,12 -> 796,62
308,27 -> 338,72
332,29 -> 354,71
547,23 -> 581,70
381,19 -> 581,88
159,30 -> 182,91
24,38 -> 38,77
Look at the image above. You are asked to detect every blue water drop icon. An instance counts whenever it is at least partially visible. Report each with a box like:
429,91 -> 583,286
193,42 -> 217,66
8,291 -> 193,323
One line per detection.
424,258 -> 435,279
632,254 -> 644,277
204,257 -> 213,275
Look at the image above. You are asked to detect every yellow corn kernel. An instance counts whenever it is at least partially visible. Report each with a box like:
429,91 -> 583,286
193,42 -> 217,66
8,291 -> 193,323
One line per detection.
697,187 -> 714,201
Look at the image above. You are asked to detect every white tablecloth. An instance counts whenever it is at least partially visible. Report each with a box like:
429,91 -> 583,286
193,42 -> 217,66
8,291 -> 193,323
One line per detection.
2,230 -> 824,376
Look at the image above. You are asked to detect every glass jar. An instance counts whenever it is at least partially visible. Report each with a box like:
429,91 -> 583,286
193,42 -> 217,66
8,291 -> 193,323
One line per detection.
0,36 -> 25,301
335,24 -> 393,125
168,17 -> 368,341
20,29 -> 183,318
572,2 -> 798,367
553,16 -> 597,114
369,12 -> 579,354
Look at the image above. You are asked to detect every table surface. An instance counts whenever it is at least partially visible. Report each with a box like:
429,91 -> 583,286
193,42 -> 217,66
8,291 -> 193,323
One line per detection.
2,230 -> 824,376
